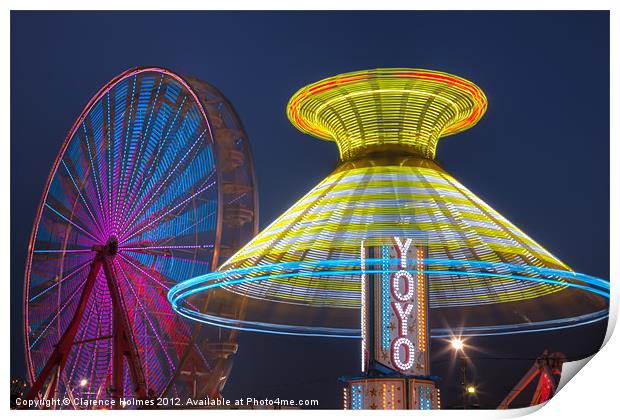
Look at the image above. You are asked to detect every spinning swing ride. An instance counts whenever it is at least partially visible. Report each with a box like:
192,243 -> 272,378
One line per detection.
169,68 -> 609,409
23,67 -> 257,407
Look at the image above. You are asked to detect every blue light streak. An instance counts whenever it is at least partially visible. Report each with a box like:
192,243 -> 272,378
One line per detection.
168,257 -> 609,338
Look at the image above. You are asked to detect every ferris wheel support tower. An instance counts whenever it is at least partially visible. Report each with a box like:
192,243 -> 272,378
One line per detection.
26,237 -> 149,404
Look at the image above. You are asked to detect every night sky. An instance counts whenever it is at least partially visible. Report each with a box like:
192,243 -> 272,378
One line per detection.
11,11 -> 609,408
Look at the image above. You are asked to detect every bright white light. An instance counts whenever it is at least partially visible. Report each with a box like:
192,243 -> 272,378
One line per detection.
79,379 -> 88,387
450,338 -> 464,351
467,386 -> 476,394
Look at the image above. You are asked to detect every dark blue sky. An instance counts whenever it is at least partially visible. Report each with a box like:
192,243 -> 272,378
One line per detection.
11,11 -> 609,408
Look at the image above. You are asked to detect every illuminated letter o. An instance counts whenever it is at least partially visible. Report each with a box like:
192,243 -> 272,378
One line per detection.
391,337 -> 415,371
391,270 -> 414,302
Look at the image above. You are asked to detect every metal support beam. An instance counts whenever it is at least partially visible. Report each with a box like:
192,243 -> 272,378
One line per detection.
25,255 -> 103,402
497,351 -> 565,409
101,255 -> 148,405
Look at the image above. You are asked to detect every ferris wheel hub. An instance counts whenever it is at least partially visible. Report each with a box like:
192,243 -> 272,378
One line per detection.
105,236 -> 119,256
91,236 -> 119,256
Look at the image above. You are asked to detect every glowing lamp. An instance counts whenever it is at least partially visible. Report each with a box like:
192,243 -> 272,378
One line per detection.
451,338 -> 465,351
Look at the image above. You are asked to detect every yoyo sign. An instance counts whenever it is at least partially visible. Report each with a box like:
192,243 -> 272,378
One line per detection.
361,237 -> 429,376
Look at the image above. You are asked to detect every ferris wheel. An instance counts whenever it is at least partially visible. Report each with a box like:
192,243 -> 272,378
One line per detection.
23,67 -> 257,406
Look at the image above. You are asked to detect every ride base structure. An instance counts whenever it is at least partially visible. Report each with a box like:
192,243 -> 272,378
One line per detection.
342,237 -> 440,410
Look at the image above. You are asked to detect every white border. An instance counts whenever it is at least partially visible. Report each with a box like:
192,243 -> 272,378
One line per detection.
3,2 -> 617,419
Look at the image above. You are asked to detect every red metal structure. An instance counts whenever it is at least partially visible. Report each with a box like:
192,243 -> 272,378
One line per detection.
26,237 -> 149,404
497,351 -> 566,409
